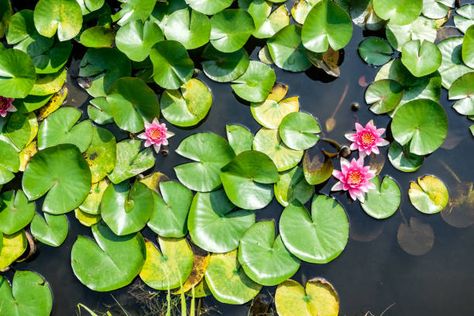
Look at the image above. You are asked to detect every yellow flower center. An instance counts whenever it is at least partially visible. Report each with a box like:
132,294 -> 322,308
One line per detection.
150,128 -> 164,140
347,170 -> 363,186
361,131 -> 375,146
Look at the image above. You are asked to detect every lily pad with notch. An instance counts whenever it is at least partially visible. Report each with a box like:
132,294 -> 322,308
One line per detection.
267,25 -> 311,72
358,37 -> 393,66
201,45 -> 250,83
30,212 -> 68,247
231,61 -> 276,103
450,73 -> 474,118
409,175 -> 449,214
84,126 -> 116,184
163,7 -> 211,50
388,142 -> 424,172
275,166 -> 314,207
401,40 -> 442,77
361,176 -> 401,219
0,190 -> 35,235
115,20 -> 163,62
33,0 -> 83,41
210,9 -> 255,53
365,79 -> 403,114
0,49 -> 36,98
373,0 -> 422,25
226,124 -> 254,155
279,112 -> 320,150
438,37 -> 473,89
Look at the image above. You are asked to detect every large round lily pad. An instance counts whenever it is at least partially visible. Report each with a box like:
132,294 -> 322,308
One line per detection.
188,190 -> 255,253
391,99 -> 448,156
201,45 -> 250,83
115,20 -> 163,62
0,49 -> 36,98
220,150 -> 279,210
279,112 -> 320,150
186,0 -> 233,15
267,25 -> 311,72
231,61 -> 276,103
373,0 -> 422,25
210,9 -> 255,53
71,222 -> 146,292
238,221 -> 300,286
401,40 -> 441,77
30,212 -> 68,247
33,0 -> 83,41
0,190 -> 35,235
22,144 -> 92,214
280,196 -> 349,264
361,176 -> 401,219
409,175 -> 449,214
205,250 -> 262,304
163,7 -> 210,50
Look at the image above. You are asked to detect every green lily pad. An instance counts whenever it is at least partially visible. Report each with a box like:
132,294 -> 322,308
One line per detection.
87,98 -> 114,125
147,181 -> 193,238
361,176 -> 401,219
210,9 -> 255,53
267,24 -> 311,72
79,26 -> 114,48
291,0 -> 319,24
78,180 -> 108,215
365,79 -> 403,114
253,128 -> 303,172
188,190 -> 256,252
274,166 -> 314,207
386,16 -> 437,51
175,133 -> 235,192
351,0 -> 385,31
161,78 -> 212,127
401,40 -> 442,77
139,237 -> 194,290
279,112 -> 320,150
106,77 -> 160,133
373,0 -> 422,25
231,61 -> 276,103
37,107 -> 93,152
33,0 -> 82,41
30,212 -> 68,247
201,45 -> 250,83
29,68 -> 67,96
205,250 -> 262,304
301,0 -> 353,53
454,4 -> 474,33
238,221 -> 300,286
303,150 -> 333,185
409,175 -> 449,214
22,144 -> 91,214
221,150 -> 279,210
163,7 -> 210,50
0,49 -> 36,98
358,37 -> 393,66
84,126 -> 116,184
450,73 -> 474,117
0,271 -> 53,316
108,139 -> 155,184
150,40 -> 194,90
3,111 -> 38,152
391,99 -> 448,156
101,182 -> 153,236
115,20 -> 163,62
250,83 -> 300,129
186,0 -> 233,15
13,95 -> 52,113
240,0 -> 289,39
422,0 -> 454,19
112,0 -> 155,26
71,222 -> 146,292
438,37 -> 473,89
75,209 -> 101,227
226,124 -> 254,155
0,231 -> 27,270
0,190 -> 35,235
462,25 -> 474,69
0,140 -> 19,185
280,196 -> 349,264
388,141 -> 424,172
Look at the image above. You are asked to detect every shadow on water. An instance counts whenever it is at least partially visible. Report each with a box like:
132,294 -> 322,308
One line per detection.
3,10 -> 474,316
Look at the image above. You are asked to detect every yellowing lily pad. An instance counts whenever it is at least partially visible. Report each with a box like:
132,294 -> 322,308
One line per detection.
0,230 -> 27,270
408,175 -> 449,214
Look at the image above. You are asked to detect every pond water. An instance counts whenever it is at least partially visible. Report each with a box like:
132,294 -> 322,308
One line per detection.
4,4 -> 474,316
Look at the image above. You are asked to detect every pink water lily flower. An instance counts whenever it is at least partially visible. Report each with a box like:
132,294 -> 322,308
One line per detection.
0,97 -> 16,118
138,119 -> 174,153
345,120 -> 389,157
331,157 -> 376,202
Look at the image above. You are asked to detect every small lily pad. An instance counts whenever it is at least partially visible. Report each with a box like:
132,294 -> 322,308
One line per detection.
358,37 -> 393,66
78,180 -> 108,215
279,112 -> 320,150
115,20 -> 163,62
361,176 -> 401,219
0,190 -> 35,235
409,175 -> 449,214
163,7 -> 211,50
210,9 -> 255,53
84,126 -> 116,183
201,46 -> 250,83
450,73 -> 474,117
388,142 -> 424,172
30,212 -> 68,247
226,124 -> 254,155
401,40 -> 442,77
365,79 -> 403,114
0,231 -> 27,270
231,61 -> 276,103
274,166 -> 314,207
33,0 -> 83,41
373,0 -> 422,25
454,4 -> 474,33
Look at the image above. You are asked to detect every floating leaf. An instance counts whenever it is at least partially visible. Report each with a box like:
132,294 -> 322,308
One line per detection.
267,25 -> 311,72
161,78 -> 212,127
274,166 -> 315,207
238,221 -> 300,286
397,217 -> 434,256
78,180 -> 108,215
301,0 -> 353,53
303,150 -> 333,185
84,126 -> 116,183
174,248 -> 210,295
30,212 -> 68,247
163,7 -> 211,50
438,37 -> 473,89
358,37 -> 393,66
115,20 -> 163,62
188,190 -> 255,252
75,209 -> 101,227
175,133 -> 235,192
373,0 -> 422,25
401,40 -> 442,77
0,49 -> 36,98
241,0 -> 290,39
140,237 -> 194,290
450,73 -> 474,117
280,196 -> 349,263
29,68 -> 67,96
201,45 -> 250,83
210,9 -> 255,53
0,140 -> 19,185
0,190 -> 35,235
408,175 -> 449,214
0,231 -> 27,270
71,222 -> 146,292
422,0 -> 454,19
454,4 -> 474,33
388,141 -> 424,172
205,250 -> 262,304
76,0 -> 105,15
351,0 -> 384,31
37,86 -> 67,119
226,124 -> 254,155
231,61 -> 276,103
108,139 -> 155,184
33,0 -> 83,41
22,144 -> 91,214
462,25 -> 474,69
186,0 -> 233,15
386,16 -> 437,51
79,26 -> 114,48
3,111 -> 38,151
365,79 -> 403,114
279,112 -> 320,150
361,176 -> 401,219
112,0 -> 155,26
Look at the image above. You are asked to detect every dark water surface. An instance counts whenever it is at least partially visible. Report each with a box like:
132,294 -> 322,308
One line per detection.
5,14 -> 474,316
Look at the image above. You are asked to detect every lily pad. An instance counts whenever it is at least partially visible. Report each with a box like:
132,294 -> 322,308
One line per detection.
0,271 -> 53,316
454,4 -> 474,33
150,40 -> 194,90
33,0 -> 83,41
231,61 -> 276,103
391,99 -> 448,156
101,182 -> 153,236
386,16 -> 437,51
291,0 -> 319,24
438,37 -> 473,89
115,20 -> 163,62
358,37 -> 393,66
361,176 -> 401,219
78,180 -> 108,215
226,124 -> 254,155
253,128 -> 303,172
462,25 -> 474,69
409,175 -> 449,214
71,222 -> 146,292
22,144 -> 92,214
0,140 -> 19,185
351,0 -> 385,31
84,126 -> 116,183
373,0 -> 422,25
163,7 -> 211,50
161,78 -> 212,127
205,250 -> 262,304
220,150 -> 279,210
186,0 -> 233,15
147,181 -> 193,238
112,0 -> 155,26
0,49 -> 36,98
75,209 -> 101,227
241,0 -> 290,39
303,150 -> 333,185
450,73 -> 474,117
401,40 -> 442,77
279,112 -> 320,150
29,68 -> 67,96
201,46 -> 250,83
108,139 -> 155,184
274,166 -> 314,207
210,9 -> 255,53
139,237 -> 194,290
280,196 -> 349,264
3,111 -> 38,151
267,25 -> 311,72
175,133 -> 235,192
301,0 -> 353,53
422,0 -> 454,19
0,231 -> 27,270
188,190 -> 256,252
0,190 -> 35,235
365,79 -> 403,114
30,212 -> 68,247
388,142 -> 424,172
79,26 -> 114,48
238,221 -> 300,286
37,107 -> 93,152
